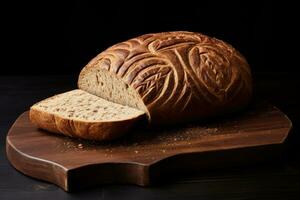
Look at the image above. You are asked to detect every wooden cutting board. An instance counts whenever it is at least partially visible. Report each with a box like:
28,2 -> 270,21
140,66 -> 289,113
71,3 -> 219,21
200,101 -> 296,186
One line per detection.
6,103 -> 292,192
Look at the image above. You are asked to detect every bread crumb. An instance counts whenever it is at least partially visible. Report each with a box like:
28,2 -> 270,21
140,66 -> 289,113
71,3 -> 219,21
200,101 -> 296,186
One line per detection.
162,149 -> 166,153
78,144 -> 83,149
134,150 -> 139,154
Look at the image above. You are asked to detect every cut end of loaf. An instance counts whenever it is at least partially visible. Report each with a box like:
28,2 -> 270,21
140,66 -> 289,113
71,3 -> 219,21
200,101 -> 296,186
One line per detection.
78,68 -> 150,120
30,89 -> 146,141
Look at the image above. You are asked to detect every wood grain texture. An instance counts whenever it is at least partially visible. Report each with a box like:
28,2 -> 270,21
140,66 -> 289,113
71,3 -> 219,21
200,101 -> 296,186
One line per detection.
6,103 -> 291,192
79,31 -> 252,125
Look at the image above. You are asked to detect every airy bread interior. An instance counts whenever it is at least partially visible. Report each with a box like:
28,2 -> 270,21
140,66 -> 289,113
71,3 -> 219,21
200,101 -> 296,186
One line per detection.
78,68 -> 149,117
31,89 -> 145,122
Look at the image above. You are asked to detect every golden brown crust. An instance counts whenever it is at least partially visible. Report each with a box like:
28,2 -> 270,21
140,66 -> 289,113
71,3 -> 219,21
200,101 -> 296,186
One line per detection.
29,108 -> 145,141
79,31 -> 252,125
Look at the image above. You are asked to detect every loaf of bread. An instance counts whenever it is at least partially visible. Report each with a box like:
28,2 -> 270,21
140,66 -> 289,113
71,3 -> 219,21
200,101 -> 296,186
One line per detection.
30,31 -> 252,140
78,31 -> 252,125
30,90 -> 145,140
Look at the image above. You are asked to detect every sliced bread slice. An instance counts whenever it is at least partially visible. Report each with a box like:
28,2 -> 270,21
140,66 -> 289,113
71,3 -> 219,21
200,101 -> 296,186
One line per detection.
30,89 -> 146,141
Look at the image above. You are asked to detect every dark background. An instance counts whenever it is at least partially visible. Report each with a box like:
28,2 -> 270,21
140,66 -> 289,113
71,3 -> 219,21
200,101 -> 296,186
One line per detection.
3,0 -> 274,75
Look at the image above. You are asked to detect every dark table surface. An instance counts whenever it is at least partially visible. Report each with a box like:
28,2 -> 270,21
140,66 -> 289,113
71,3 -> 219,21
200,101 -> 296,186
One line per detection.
1,73 -> 300,200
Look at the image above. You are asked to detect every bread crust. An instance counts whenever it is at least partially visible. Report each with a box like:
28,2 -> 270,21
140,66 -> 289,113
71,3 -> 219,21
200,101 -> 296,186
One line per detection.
79,31 -> 252,125
29,108 -> 145,141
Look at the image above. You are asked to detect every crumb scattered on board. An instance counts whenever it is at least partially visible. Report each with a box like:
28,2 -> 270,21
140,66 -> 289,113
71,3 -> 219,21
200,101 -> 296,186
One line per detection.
56,123 -> 236,157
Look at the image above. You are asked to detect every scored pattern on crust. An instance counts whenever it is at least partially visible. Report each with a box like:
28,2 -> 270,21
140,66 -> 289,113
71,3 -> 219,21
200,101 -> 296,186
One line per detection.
85,31 -> 252,113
